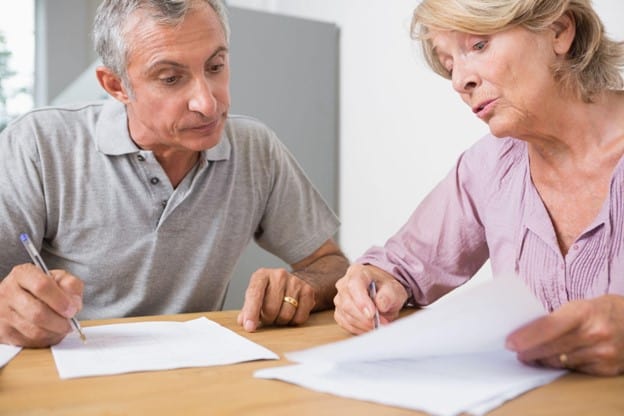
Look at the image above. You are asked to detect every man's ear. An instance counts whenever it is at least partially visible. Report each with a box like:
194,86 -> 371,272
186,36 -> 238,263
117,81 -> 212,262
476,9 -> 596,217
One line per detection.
551,12 -> 576,56
96,66 -> 131,104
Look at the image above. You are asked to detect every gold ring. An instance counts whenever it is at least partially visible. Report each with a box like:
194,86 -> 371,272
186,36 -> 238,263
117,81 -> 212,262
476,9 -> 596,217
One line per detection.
282,296 -> 299,308
559,353 -> 568,367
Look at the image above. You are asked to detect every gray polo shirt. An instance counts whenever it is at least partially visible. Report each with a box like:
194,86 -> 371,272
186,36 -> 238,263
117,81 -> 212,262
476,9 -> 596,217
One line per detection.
0,99 -> 339,319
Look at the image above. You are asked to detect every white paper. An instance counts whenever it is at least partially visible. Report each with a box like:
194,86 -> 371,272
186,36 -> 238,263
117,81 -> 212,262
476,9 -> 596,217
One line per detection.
0,344 -> 22,367
287,277 -> 547,364
52,317 -> 278,379
255,277 -> 567,416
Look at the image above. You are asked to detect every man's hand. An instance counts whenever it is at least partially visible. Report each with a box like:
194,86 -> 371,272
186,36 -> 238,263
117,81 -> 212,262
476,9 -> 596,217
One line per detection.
237,268 -> 316,332
0,264 -> 84,347
506,294 -> 624,376
334,263 -> 408,334
237,238 -> 348,332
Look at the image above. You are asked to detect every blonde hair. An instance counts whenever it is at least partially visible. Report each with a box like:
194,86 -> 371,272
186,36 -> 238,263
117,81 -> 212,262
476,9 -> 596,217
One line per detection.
411,0 -> 624,102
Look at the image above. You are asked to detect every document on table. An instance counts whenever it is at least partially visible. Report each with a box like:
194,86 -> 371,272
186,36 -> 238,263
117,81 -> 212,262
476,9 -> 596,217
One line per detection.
0,344 -> 22,367
52,317 -> 278,379
255,277 -> 567,416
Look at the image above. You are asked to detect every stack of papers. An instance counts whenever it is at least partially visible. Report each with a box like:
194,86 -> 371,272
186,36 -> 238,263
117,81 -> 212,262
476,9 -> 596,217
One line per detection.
255,278 -> 567,416
52,317 -> 278,379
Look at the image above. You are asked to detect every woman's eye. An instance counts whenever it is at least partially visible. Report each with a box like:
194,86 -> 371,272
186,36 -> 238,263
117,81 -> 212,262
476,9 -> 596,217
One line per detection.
473,40 -> 487,51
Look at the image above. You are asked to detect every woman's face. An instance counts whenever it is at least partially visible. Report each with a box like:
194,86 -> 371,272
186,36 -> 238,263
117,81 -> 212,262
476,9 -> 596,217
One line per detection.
430,25 -> 566,138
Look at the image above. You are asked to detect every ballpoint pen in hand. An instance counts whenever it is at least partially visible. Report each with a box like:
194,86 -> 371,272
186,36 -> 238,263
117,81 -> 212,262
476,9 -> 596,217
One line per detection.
20,233 -> 87,343
368,281 -> 381,330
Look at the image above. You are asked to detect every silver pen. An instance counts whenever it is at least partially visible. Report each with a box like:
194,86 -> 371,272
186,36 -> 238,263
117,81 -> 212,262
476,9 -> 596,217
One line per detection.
20,233 -> 87,343
368,281 -> 381,330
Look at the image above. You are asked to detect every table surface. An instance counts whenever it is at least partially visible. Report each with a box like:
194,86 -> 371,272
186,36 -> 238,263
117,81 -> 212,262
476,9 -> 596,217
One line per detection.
1,310 -> 623,415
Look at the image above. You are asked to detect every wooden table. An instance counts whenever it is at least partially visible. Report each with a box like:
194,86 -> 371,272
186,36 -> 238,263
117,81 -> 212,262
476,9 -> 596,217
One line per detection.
1,310 -> 623,415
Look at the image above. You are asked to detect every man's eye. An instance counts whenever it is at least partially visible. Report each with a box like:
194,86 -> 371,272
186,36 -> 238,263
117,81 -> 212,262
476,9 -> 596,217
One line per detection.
160,76 -> 179,85
473,40 -> 487,51
208,64 -> 225,73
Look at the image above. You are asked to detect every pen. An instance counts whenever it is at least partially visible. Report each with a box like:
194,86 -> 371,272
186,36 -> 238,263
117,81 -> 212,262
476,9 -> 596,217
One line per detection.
20,233 -> 87,343
368,281 -> 381,330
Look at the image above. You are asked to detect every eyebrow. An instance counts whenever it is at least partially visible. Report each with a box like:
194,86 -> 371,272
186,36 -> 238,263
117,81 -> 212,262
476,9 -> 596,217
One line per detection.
145,46 -> 229,74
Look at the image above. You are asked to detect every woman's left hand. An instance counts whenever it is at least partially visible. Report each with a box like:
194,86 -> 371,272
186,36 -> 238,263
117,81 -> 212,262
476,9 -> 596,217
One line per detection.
505,294 -> 624,376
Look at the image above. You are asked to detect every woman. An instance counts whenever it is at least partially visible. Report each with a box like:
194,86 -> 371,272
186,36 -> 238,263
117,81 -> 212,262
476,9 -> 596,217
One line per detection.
334,0 -> 624,376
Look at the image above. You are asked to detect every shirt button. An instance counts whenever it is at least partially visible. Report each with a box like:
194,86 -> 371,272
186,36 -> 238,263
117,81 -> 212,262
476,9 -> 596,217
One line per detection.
150,177 -> 160,185
573,244 -> 579,250
161,200 -> 167,208
137,155 -> 145,162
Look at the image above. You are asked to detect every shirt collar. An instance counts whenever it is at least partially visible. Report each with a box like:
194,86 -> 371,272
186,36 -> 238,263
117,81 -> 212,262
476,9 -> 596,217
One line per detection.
94,98 -> 231,162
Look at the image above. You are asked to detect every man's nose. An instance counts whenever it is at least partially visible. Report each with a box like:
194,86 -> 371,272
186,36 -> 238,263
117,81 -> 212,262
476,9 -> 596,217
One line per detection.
188,78 -> 218,116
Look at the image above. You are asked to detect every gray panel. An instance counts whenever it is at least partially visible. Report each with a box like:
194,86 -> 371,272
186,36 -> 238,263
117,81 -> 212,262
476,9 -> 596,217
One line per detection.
223,7 -> 339,309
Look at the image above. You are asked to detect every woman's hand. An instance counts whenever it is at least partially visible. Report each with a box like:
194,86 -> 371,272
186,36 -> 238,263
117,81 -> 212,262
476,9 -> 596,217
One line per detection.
334,264 -> 408,334
506,294 -> 624,376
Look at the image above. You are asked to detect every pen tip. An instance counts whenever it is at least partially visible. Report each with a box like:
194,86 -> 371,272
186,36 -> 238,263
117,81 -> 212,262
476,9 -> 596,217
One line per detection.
79,332 -> 87,344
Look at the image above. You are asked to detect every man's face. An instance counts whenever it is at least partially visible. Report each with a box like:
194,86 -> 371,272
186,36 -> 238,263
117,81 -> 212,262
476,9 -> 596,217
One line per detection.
121,4 -> 230,155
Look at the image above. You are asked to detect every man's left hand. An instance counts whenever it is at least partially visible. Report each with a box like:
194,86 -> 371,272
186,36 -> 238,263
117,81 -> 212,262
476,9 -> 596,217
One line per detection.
237,268 -> 316,332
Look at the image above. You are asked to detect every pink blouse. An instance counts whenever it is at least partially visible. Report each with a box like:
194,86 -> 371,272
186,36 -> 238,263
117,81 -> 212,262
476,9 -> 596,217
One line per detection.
358,135 -> 624,311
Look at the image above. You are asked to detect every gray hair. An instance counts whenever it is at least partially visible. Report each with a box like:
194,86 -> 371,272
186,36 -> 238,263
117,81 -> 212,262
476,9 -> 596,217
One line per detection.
411,0 -> 624,102
93,0 -> 230,87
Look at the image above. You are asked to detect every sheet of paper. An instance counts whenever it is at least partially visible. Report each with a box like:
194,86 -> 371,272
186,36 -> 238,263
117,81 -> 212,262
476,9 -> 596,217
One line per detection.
52,317 -> 278,379
0,344 -> 22,367
255,277 -> 567,416
256,350 -> 565,416
287,277 -> 547,364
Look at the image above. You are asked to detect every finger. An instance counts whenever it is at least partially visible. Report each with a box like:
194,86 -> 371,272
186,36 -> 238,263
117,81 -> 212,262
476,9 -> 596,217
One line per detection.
17,265 -> 78,319
51,270 -> 84,311
5,306 -> 67,347
6,266 -> 74,335
275,278 -> 315,327
338,267 -> 377,322
10,284 -> 73,337
334,308 -> 369,335
375,279 -> 408,316
260,269 -> 291,325
334,288 -> 376,333
239,270 -> 271,332
0,278 -> 69,348
274,280 -> 300,326
506,303 -> 584,352
290,285 -> 315,325
561,344 -> 623,376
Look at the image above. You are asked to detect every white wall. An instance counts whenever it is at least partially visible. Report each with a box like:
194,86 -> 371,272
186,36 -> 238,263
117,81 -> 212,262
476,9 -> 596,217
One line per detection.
228,0 -> 624,282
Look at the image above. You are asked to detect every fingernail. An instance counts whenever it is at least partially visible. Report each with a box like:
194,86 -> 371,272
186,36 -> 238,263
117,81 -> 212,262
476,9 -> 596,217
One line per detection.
244,319 -> 256,332
505,339 -> 516,350
363,307 -> 373,319
65,304 -> 78,318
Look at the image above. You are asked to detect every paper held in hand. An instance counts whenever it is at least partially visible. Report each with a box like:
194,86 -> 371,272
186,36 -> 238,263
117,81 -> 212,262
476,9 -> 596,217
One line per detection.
255,277 -> 567,416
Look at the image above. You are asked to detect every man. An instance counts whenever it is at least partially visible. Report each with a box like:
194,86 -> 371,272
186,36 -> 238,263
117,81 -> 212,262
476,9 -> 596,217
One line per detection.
0,0 -> 348,347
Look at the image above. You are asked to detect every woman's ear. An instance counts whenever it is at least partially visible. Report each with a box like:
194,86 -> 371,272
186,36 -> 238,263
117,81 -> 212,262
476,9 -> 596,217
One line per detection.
96,66 -> 131,104
551,12 -> 576,56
